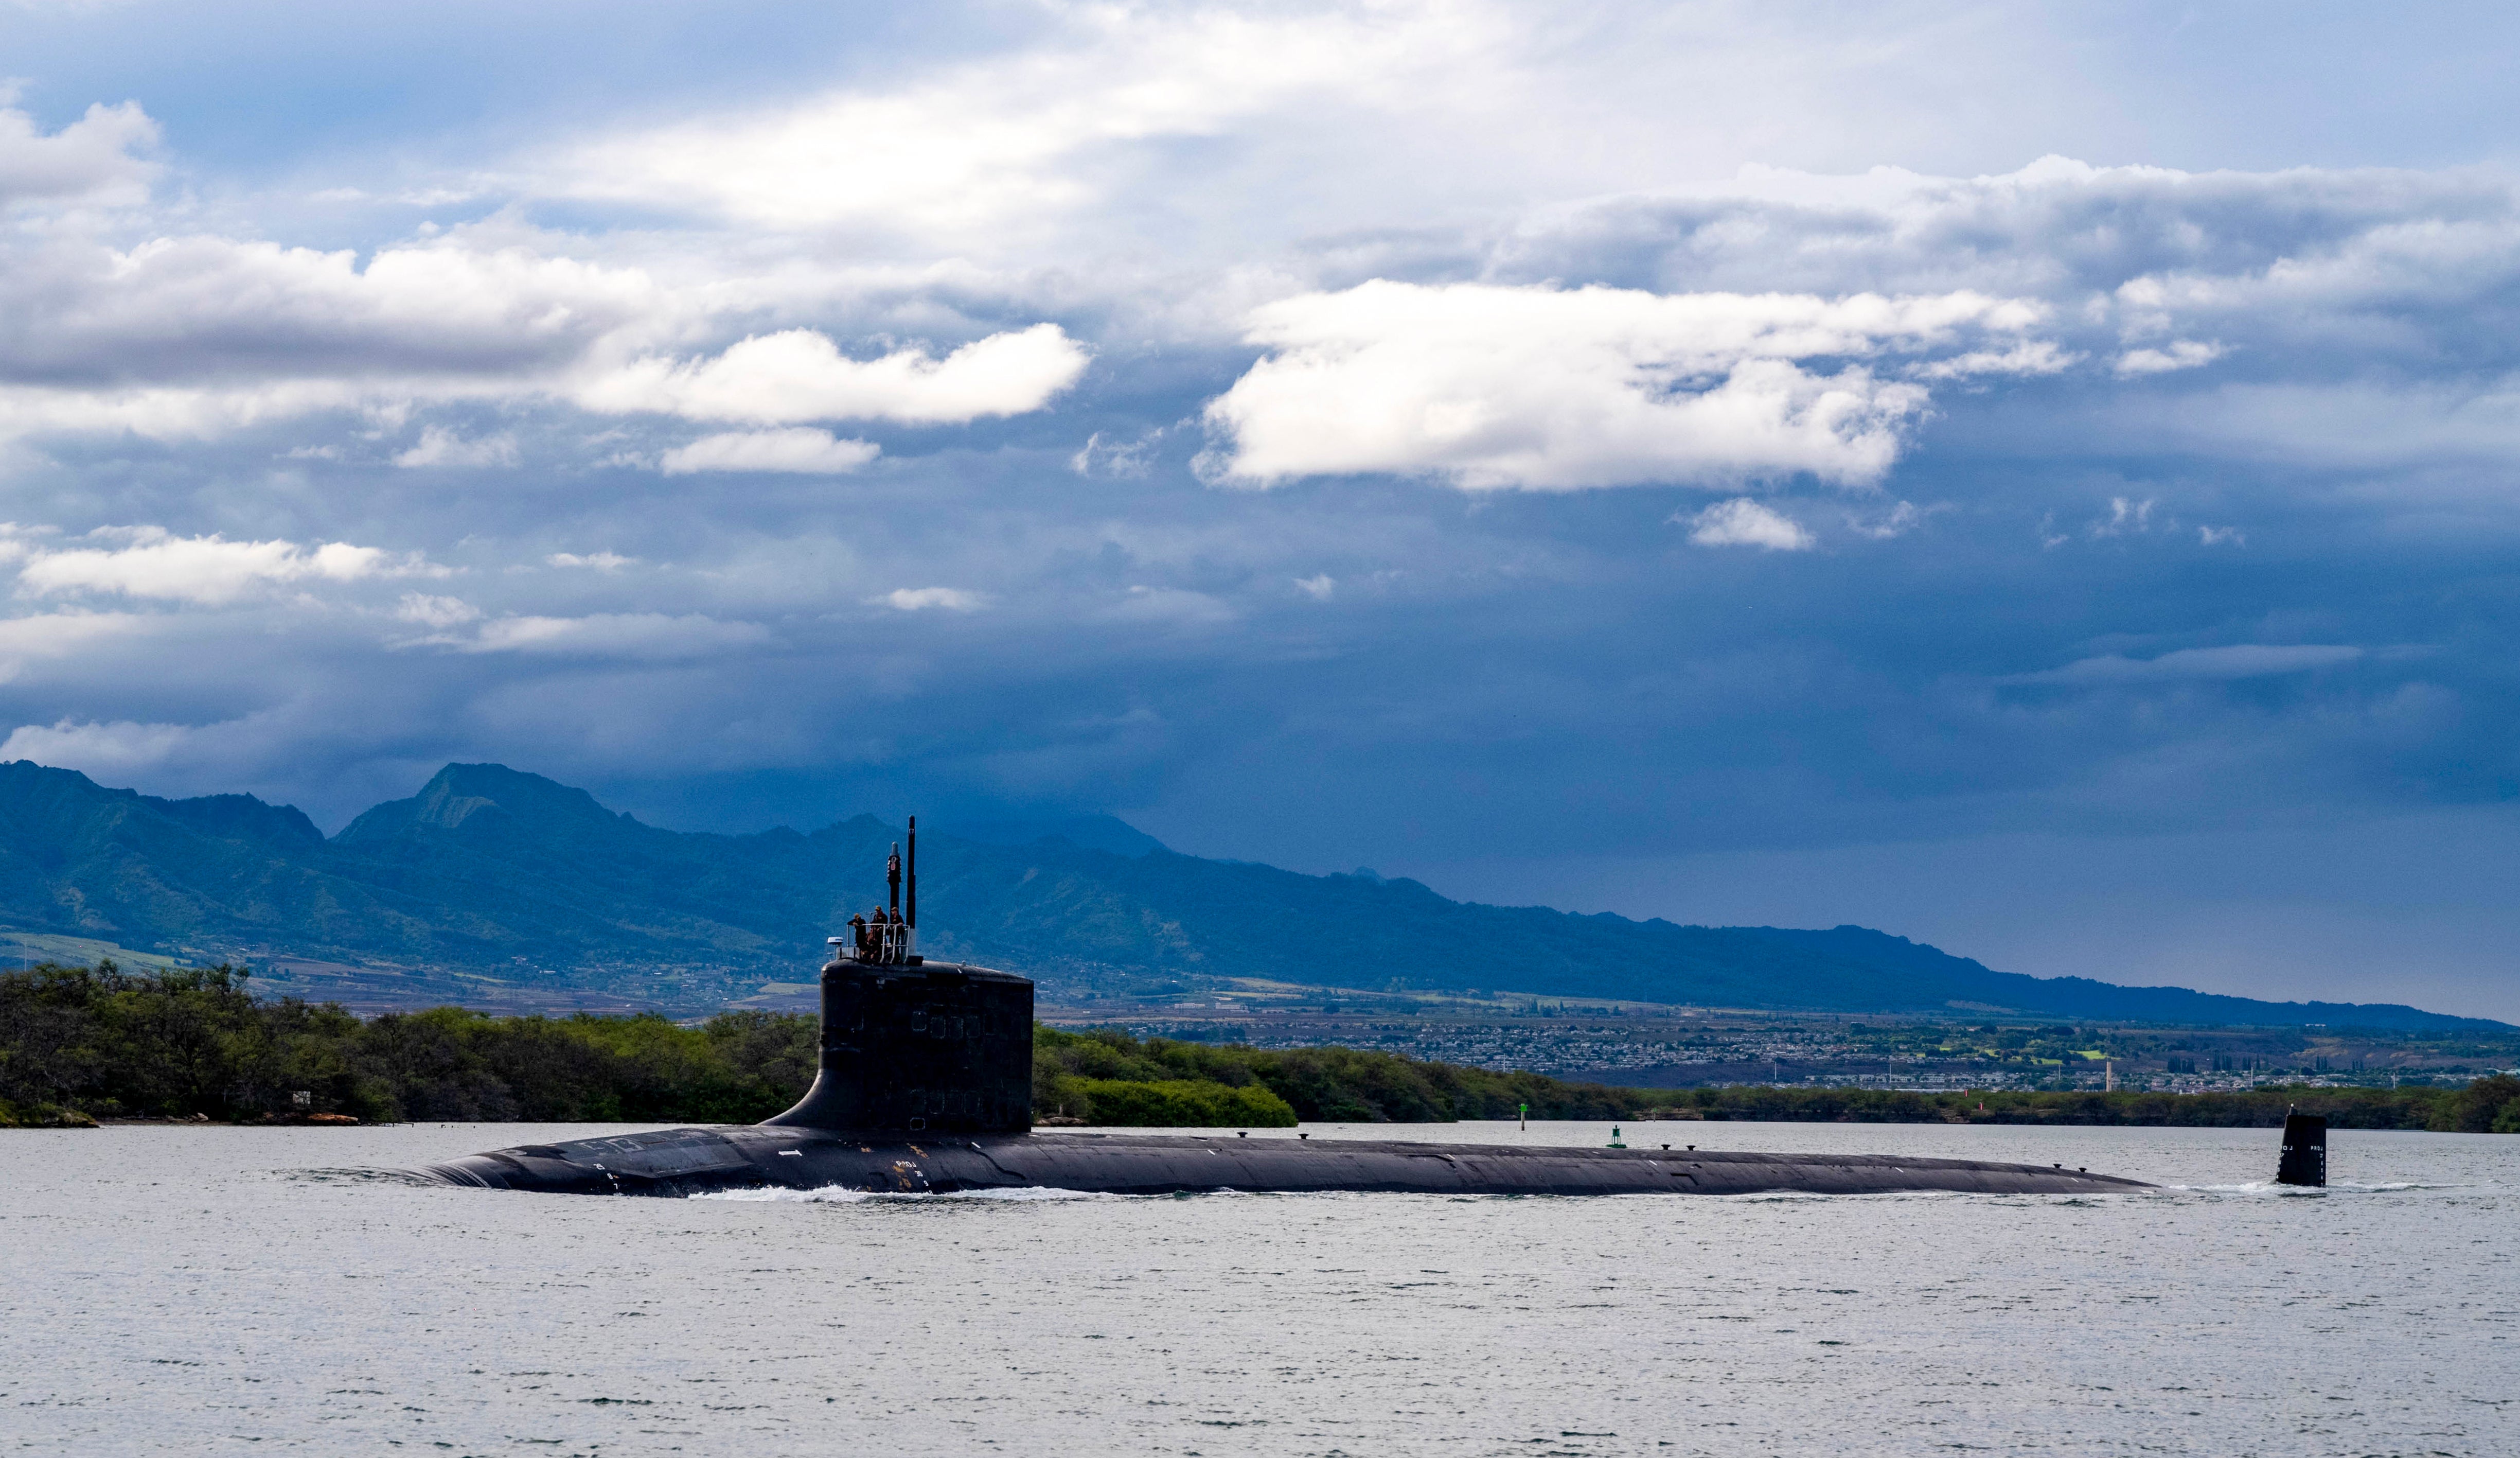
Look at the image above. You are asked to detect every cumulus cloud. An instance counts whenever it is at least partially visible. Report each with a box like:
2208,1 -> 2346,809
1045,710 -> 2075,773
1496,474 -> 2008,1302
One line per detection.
659,428 -> 881,476
0,225 -> 1081,454
545,552 -> 633,570
1487,162 -> 2520,488
2008,644 -> 2365,685
9,527 -> 438,605
1,235 -> 661,392
1202,282 -> 2042,490
0,230 -> 675,450
1685,498 -> 1816,550
578,325 -> 1090,427
459,612 -> 772,658
877,587 -> 987,612
0,717 -> 194,776
0,710 -> 304,786
0,100 -> 159,208
1508,156 -> 2520,322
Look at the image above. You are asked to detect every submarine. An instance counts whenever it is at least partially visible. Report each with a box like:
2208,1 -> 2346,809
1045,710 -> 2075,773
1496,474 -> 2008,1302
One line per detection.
424,820 -> 2154,1199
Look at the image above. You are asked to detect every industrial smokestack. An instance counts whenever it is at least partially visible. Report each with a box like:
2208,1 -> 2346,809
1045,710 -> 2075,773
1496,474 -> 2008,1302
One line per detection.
908,816 -> 916,929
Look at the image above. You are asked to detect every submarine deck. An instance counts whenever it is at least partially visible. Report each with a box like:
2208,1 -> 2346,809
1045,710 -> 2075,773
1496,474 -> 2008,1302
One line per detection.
422,1125 -> 2150,1198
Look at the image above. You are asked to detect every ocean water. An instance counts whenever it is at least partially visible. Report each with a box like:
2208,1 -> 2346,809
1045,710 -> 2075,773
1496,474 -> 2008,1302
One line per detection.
2,1119 -> 2512,1456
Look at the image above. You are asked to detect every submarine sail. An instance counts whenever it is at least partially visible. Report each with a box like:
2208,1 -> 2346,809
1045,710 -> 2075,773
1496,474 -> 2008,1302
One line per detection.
424,824 -> 2152,1199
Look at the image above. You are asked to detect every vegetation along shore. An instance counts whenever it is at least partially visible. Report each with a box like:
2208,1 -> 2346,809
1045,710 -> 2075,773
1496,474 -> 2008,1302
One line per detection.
3,963 -> 2515,1133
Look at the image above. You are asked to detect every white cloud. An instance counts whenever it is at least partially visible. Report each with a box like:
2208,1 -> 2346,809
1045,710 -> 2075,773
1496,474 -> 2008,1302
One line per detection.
1684,497 -> 1816,551
1203,282 -> 2041,490
1846,500 -> 1936,540
2121,379 -> 2520,472
1108,585 -> 1234,625
459,612 -> 772,658
2010,644 -> 2364,685
11,526 -> 438,605
0,718 -> 193,776
1294,574 -> 1336,601
1909,341 -> 2081,380
1484,162 -> 2520,483
546,552 -> 634,570
0,377 -> 375,445
877,587 -> 988,612
394,426 -> 519,468
579,325 -> 1089,427
0,609 -> 149,653
2092,497 -> 2155,537
659,428 -> 881,476
0,235 -> 660,400
393,593 -> 480,629
2116,340 -> 2224,376
1071,428 -> 1164,477
0,610 -> 152,681
0,101 -> 159,208
548,3 -> 1490,241
0,226 -> 1070,456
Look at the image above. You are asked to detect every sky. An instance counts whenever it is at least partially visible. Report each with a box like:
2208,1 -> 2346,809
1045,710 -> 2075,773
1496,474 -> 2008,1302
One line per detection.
5,1 -> 2520,1017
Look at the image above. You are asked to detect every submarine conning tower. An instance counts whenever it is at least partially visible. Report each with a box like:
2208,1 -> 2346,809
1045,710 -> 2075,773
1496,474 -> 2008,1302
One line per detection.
765,815 -> 1036,1134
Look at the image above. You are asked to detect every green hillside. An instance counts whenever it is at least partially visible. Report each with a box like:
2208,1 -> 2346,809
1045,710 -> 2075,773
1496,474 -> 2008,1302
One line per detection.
0,760 -> 2497,1029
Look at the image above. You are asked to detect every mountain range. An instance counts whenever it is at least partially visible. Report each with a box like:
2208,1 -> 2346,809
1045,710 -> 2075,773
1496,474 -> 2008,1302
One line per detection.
0,760 -> 2498,1030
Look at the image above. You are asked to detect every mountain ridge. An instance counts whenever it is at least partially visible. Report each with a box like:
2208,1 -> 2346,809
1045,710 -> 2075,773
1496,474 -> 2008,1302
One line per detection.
0,759 -> 2498,1030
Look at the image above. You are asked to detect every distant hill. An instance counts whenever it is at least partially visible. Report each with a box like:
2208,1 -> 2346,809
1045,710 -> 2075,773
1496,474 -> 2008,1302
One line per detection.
0,760 -> 2499,1030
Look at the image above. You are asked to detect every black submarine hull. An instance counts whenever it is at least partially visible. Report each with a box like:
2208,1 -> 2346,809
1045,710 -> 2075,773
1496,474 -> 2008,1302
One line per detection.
424,848 -> 2152,1200
423,1124 -> 2149,1198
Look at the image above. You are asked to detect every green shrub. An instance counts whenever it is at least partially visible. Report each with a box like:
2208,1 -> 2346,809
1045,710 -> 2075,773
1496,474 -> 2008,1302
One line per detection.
0,1095 -> 96,1128
2436,1073 -> 2520,1133
1032,1025 -> 1630,1122
1076,1078 -> 1298,1127
0,962 -> 819,1123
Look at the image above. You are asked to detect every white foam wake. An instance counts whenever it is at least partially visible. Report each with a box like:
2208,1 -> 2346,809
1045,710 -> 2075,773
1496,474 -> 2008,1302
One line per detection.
689,1183 -> 1119,1203
2166,1180 -> 2446,1195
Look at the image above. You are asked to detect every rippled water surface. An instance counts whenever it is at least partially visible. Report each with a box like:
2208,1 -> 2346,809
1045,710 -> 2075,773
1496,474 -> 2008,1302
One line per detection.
4,1120 -> 2514,1455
